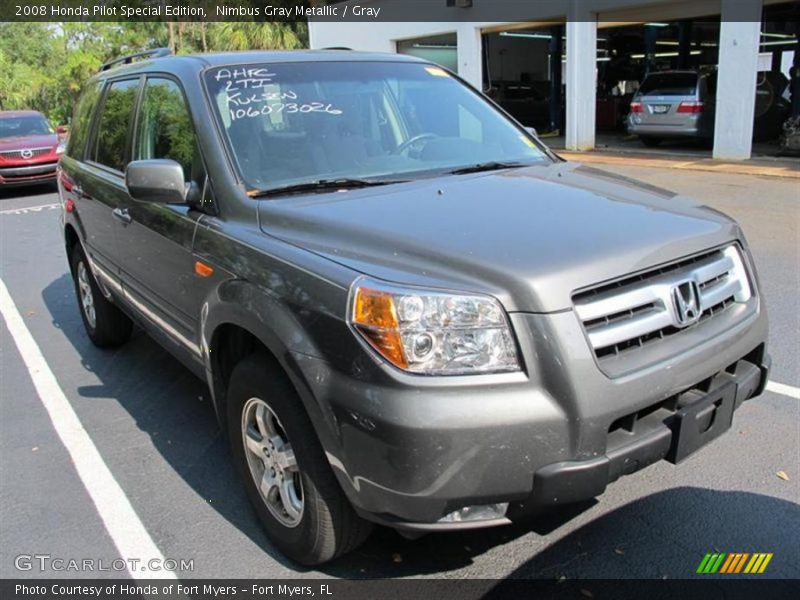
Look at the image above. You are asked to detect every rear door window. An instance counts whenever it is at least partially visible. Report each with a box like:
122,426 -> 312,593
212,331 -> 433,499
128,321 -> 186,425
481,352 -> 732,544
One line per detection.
639,74 -> 698,96
93,78 -> 140,172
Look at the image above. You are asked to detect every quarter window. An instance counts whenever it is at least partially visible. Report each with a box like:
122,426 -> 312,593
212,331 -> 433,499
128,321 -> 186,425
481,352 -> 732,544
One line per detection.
135,78 -> 198,180
94,79 -> 140,172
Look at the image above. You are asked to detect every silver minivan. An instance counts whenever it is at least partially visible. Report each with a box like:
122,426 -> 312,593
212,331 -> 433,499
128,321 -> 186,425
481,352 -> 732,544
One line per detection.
627,70 -> 715,146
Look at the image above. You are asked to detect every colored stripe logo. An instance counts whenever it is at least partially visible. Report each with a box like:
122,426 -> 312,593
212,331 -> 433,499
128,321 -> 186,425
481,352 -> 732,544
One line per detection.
697,552 -> 773,574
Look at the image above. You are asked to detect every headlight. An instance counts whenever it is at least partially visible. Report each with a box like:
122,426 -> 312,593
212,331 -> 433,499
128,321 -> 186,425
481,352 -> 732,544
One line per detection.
349,278 -> 520,375
56,140 -> 66,154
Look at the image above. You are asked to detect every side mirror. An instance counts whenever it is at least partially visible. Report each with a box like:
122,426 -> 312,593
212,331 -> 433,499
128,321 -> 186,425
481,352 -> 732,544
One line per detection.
525,126 -> 538,138
56,125 -> 68,136
125,159 -> 188,205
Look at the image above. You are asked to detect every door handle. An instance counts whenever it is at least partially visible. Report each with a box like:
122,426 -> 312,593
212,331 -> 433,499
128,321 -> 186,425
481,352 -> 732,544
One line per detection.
73,185 -> 91,199
112,207 -> 132,225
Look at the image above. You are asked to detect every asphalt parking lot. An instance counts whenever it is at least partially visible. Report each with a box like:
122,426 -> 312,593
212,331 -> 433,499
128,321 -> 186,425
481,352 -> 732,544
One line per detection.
0,164 -> 798,581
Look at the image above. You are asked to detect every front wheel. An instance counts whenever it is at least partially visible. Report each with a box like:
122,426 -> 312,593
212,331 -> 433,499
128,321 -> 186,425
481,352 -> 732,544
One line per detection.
70,245 -> 132,348
227,354 -> 372,565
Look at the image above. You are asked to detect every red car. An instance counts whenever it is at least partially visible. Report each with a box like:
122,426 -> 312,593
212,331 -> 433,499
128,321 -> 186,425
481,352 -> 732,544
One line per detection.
0,110 -> 65,187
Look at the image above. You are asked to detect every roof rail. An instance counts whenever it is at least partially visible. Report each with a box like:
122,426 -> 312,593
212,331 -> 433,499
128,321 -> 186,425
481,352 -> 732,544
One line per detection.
99,48 -> 172,72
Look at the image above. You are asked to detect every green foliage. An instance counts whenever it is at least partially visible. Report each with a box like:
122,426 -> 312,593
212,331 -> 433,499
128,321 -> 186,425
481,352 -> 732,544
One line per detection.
0,22 -> 309,124
208,22 -> 305,51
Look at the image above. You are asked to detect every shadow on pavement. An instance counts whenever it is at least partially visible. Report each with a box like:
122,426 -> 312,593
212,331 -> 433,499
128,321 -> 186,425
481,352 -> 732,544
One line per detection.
499,487 -> 799,580
0,182 -> 57,201
322,487 -> 800,579
41,273 -> 800,579
40,273 -> 298,568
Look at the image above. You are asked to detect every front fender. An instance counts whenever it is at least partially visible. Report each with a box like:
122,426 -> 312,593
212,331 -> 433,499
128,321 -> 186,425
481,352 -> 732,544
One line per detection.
201,278 -> 347,460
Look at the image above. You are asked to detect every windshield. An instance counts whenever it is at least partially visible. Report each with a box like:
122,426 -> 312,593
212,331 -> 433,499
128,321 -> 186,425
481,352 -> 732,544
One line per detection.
204,61 -> 549,192
0,115 -> 53,139
639,73 -> 698,96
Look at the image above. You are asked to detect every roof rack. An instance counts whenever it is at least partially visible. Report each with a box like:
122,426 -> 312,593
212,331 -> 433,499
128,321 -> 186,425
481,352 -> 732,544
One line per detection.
99,48 -> 172,72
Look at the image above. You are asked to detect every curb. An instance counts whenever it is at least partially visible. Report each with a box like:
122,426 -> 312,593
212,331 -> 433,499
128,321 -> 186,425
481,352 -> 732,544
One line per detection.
558,151 -> 800,179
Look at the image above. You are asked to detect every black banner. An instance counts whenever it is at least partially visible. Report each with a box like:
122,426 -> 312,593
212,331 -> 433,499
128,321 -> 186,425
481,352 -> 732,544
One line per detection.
3,579 -> 800,600
0,0 -> 782,23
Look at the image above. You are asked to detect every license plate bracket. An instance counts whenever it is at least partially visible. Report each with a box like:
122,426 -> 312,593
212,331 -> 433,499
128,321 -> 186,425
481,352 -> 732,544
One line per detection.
666,381 -> 737,464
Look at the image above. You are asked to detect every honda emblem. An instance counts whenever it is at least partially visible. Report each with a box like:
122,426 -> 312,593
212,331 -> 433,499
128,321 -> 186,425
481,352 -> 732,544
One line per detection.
672,280 -> 702,327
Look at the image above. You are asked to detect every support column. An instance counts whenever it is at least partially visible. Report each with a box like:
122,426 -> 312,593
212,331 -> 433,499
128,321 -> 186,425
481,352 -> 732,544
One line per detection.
713,0 -> 762,160
678,21 -> 693,70
457,24 -> 483,89
566,2 -> 597,151
644,23 -> 658,74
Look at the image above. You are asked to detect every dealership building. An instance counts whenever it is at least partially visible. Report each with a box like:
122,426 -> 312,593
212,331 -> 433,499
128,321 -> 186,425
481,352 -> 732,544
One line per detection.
309,0 -> 799,160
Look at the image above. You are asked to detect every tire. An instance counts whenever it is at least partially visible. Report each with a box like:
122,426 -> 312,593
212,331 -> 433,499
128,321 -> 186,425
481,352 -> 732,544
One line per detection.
70,245 -> 133,348
640,136 -> 661,147
227,354 -> 372,565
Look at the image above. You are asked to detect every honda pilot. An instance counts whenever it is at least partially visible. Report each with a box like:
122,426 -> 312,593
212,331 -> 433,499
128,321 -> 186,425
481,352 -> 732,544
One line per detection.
59,49 -> 770,565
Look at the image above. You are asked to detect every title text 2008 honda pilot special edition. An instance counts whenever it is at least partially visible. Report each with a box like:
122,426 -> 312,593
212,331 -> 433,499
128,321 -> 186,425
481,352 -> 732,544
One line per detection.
59,49 -> 770,565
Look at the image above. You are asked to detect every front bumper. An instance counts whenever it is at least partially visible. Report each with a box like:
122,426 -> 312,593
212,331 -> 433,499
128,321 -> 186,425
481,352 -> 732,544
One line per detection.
516,354 -> 768,517
291,302 -> 768,531
0,161 -> 58,186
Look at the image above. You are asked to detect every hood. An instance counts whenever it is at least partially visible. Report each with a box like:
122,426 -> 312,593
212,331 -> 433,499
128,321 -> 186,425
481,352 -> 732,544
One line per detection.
258,161 -> 740,313
0,133 -> 59,152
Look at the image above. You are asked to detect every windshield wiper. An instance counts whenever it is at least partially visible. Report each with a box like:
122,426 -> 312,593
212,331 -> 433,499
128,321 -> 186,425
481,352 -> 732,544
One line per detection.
251,178 -> 406,198
447,161 -> 529,175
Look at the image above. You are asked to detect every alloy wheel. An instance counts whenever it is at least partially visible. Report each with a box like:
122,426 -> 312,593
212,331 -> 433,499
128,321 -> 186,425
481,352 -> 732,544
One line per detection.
77,261 -> 96,329
241,397 -> 304,528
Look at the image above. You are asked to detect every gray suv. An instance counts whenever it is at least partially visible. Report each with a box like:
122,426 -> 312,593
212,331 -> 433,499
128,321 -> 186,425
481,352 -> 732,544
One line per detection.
59,49 -> 769,565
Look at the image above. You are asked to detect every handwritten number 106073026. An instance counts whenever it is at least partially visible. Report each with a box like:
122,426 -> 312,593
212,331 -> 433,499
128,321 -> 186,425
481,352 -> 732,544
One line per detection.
213,68 -> 345,121
229,102 -> 343,122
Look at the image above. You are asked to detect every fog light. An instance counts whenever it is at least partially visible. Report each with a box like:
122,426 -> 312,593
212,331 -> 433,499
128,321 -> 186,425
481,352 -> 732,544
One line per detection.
437,503 -> 509,523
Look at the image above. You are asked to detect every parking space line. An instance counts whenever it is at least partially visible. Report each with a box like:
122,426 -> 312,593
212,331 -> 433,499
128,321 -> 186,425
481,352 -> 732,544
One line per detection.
766,381 -> 800,400
0,203 -> 59,216
0,277 -> 175,580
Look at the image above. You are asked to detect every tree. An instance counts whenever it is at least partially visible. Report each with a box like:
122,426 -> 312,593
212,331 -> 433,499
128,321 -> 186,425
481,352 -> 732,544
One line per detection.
0,22 -> 310,124
208,22 -> 306,51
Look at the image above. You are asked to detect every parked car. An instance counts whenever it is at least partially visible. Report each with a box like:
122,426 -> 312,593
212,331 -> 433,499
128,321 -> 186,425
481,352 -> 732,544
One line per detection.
626,71 -> 716,146
60,49 -> 769,565
627,70 -> 790,146
0,110 -> 65,187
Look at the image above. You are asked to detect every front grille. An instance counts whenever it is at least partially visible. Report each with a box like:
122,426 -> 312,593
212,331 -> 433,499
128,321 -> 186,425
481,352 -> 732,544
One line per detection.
0,147 -> 52,160
574,246 -> 752,360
